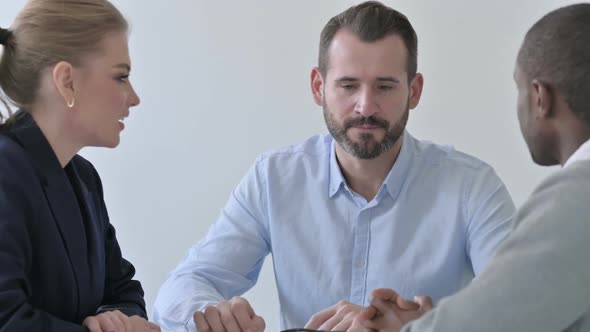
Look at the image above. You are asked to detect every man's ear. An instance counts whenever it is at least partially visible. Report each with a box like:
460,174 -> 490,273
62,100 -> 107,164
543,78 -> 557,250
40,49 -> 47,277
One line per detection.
311,67 -> 324,106
408,73 -> 424,109
52,61 -> 76,107
531,79 -> 554,119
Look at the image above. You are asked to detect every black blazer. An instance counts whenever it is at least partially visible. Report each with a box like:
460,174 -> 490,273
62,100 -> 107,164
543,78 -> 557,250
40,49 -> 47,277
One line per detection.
0,112 -> 146,331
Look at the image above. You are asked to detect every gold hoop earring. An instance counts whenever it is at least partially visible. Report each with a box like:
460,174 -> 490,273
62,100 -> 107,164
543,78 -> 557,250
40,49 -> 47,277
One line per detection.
67,98 -> 75,108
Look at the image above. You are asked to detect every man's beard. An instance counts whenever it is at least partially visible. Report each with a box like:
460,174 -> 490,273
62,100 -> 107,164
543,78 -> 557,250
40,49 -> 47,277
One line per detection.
323,101 -> 409,160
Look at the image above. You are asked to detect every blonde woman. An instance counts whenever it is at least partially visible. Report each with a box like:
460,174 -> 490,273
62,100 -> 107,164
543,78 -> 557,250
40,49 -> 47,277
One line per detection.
0,0 -> 159,331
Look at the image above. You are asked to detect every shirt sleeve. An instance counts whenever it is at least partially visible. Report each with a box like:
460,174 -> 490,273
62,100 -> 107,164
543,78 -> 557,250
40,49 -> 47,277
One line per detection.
463,164 -> 516,274
153,159 -> 271,332
403,167 -> 590,332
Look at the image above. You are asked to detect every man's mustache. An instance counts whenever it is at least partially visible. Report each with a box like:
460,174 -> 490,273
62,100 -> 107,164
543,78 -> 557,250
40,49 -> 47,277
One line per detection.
344,116 -> 389,130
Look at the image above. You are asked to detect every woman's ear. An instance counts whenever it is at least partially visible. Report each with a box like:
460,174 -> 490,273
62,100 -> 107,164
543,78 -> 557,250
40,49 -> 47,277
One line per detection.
52,61 -> 76,107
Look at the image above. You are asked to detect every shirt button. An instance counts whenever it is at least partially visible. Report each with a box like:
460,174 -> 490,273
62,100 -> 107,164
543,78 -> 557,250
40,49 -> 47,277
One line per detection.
356,260 -> 364,268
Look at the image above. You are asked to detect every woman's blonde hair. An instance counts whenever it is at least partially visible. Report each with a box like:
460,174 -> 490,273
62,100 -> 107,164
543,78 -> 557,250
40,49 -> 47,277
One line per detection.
0,0 -> 128,126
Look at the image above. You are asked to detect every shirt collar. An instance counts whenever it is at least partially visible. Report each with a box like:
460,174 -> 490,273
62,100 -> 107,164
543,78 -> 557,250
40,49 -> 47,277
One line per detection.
382,130 -> 414,200
328,130 -> 415,200
564,138 -> 590,168
328,138 -> 346,198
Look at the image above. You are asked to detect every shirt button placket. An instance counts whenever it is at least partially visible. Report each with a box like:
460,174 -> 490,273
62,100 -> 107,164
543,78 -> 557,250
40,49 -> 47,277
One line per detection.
350,209 -> 370,304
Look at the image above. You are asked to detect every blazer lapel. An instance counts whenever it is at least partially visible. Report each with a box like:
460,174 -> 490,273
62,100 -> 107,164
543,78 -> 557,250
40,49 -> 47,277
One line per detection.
66,162 -> 103,284
42,174 -> 89,301
6,112 -> 89,315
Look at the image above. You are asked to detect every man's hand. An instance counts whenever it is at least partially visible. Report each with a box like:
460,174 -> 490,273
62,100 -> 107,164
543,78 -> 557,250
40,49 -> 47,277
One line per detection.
356,288 -> 432,332
305,300 -> 366,331
83,311 -> 160,332
193,296 -> 265,332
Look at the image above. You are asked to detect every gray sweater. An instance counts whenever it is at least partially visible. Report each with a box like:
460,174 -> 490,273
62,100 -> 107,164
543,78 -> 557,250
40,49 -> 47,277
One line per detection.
403,160 -> 590,332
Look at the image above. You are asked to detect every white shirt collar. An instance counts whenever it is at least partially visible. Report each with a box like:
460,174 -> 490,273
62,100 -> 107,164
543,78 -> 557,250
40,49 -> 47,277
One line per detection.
564,138 -> 590,168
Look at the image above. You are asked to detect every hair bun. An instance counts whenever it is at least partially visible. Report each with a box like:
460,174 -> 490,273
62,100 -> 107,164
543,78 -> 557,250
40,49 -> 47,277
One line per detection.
0,28 -> 12,45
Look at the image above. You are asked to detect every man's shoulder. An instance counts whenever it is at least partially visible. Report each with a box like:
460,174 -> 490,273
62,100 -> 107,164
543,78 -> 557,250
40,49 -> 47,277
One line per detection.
533,160 -> 590,197
516,160 -> 590,229
412,136 -> 493,173
255,134 -> 332,165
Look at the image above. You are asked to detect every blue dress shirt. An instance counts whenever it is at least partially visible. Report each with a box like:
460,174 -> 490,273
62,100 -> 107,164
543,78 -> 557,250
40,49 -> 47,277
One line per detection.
153,131 -> 515,331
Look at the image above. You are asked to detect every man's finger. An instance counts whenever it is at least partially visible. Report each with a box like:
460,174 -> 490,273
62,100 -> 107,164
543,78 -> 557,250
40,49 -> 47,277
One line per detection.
371,288 -> 400,301
317,311 -> 346,331
331,313 -> 356,332
356,306 -> 378,323
415,296 -> 434,311
305,305 -> 338,329
232,297 -> 255,317
369,297 -> 400,317
231,298 -> 255,331
396,297 -> 420,311
360,311 -> 380,331
195,311 -> 211,332
248,315 -> 266,332
218,302 -> 241,332
204,306 -> 226,332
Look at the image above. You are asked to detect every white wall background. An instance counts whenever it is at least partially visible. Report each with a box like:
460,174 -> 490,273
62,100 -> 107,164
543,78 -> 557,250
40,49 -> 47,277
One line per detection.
1,1 -> 582,331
